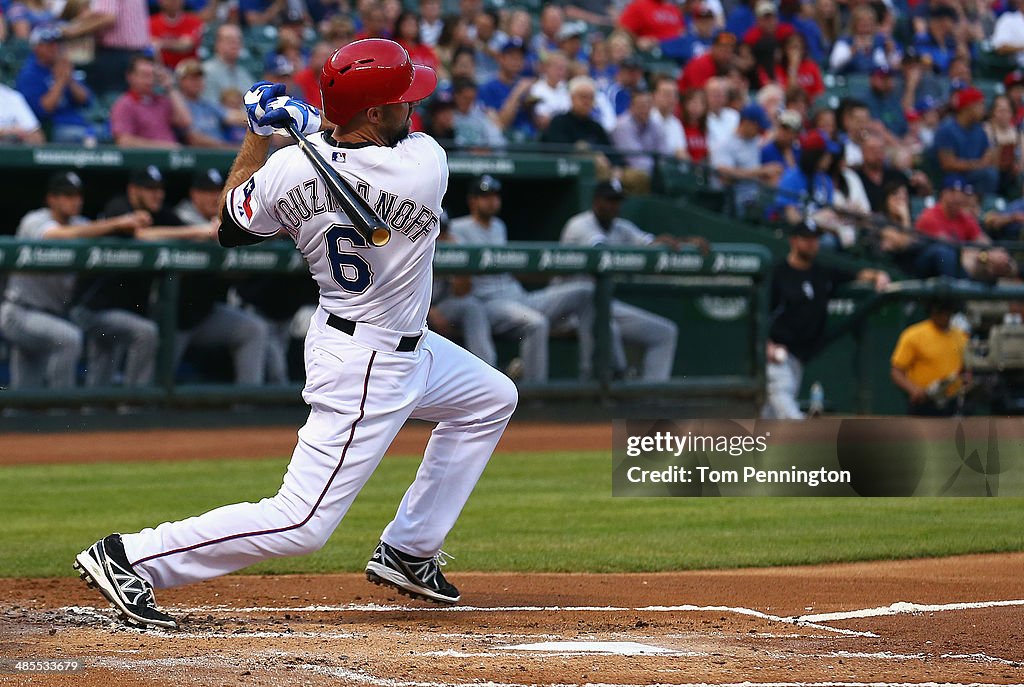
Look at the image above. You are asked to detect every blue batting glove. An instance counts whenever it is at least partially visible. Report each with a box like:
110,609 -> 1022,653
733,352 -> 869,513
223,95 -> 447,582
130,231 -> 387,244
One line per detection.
257,96 -> 322,135
244,81 -> 287,136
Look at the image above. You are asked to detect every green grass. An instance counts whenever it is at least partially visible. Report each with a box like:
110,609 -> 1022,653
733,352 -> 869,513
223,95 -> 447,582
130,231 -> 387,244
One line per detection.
2,451 -> 1023,577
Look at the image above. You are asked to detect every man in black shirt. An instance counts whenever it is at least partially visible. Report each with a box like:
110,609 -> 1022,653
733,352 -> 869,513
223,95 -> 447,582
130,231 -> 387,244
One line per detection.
762,221 -> 890,418
541,75 -> 626,168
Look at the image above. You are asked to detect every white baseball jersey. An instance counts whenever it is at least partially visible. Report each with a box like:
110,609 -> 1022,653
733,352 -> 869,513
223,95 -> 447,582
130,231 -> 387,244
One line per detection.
226,131 -> 448,332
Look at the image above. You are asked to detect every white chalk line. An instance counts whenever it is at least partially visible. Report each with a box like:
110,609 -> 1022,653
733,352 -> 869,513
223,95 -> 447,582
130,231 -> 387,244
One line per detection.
85,653 -> 1023,687
797,600 -> 1024,623
80,654 -> 1024,687
940,653 -> 1024,668
50,615 -> 1023,669
420,649 -> 709,659
299,664 -> 1024,687
56,601 -> 1024,668
150,603 -> 877,639
769,651 -> 1021,668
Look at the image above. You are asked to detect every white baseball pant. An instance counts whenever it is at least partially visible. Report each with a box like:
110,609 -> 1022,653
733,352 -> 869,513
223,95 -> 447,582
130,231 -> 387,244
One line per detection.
761,355 -> 805,420
122,306 -> 518,588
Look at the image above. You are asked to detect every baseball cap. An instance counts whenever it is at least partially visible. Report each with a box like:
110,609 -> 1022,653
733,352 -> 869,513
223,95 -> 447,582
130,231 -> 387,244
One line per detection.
29,25 -> 62,46
428,90 -> 456,112
265,53 -> 295,76
594,178 -> 626,201
47,170 -> 83,195
740,103 -> 771,131
799,129 -> 842,155
620,55 -> 644,69
942,174 -> 974,194
129,165 -> 164,188
789,220 -> 822,238
755,0 -> 777,17
1005,70 -> 1024,88
915,95 -> 938,113
712,31 -> 737,46
949,77 -> 971,92
692,3 -> 715,18
951,86 -> 984,112
500,37 -> 526,54
778,108 -> 803,130
174,58 -> 204,79
871,64 -> 893,78
468,174 -> 502,195
192,168 -> 225,191
558,21 -> 587,41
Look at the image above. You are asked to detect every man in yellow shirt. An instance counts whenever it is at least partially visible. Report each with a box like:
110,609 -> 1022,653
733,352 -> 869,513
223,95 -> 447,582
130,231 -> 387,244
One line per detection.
890,298 -> 969,416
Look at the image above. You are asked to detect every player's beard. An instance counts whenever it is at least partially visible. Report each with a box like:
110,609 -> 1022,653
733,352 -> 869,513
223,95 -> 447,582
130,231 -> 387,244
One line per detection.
386,120 -> 412,147
381,104 -> 413,146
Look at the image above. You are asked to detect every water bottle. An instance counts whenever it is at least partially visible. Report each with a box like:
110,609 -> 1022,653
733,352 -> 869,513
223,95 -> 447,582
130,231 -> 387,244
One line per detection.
809,382 -> 825,418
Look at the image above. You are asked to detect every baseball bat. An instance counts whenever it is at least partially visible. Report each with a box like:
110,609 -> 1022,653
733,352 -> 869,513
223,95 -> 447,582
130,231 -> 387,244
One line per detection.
285,123 -> 391,247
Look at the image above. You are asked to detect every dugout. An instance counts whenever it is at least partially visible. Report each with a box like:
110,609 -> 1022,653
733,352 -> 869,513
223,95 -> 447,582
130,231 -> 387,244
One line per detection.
4,144 -> 1024,416
0,146 -> 593,242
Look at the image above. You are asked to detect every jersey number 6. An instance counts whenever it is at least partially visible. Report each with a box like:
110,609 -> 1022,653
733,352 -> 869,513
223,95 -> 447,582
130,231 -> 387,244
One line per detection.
325,223 -> 374,294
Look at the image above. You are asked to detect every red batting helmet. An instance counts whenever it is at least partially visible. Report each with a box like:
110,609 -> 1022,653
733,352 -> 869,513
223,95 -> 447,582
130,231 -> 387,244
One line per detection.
320,38 -> 438,126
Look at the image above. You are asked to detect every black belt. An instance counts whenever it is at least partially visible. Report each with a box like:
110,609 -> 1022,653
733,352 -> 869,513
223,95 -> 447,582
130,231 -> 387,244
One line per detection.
326,313 -> 421,352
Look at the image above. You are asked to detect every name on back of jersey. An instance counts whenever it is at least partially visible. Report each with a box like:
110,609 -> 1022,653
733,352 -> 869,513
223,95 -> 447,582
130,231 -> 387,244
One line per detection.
270,177 -> 439,243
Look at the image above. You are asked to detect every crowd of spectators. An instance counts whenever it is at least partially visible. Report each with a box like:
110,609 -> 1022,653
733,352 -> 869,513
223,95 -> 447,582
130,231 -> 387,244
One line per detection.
2,2 -> 1023,235
3,0 -> 1024,405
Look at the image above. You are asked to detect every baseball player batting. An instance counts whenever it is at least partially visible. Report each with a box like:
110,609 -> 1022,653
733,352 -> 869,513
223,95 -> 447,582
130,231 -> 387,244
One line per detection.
73,39 -> 518,629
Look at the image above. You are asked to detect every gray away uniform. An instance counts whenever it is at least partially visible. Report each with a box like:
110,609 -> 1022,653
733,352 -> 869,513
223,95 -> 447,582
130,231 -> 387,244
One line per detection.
430,274 -> 497,368
559,210 -> 678,381
449,215 -> 595,382
0,209 -> 84,388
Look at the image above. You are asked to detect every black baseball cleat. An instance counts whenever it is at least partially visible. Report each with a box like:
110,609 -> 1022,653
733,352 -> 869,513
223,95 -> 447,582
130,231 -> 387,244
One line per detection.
365,541 -> 461,605
73,534 -> 178,629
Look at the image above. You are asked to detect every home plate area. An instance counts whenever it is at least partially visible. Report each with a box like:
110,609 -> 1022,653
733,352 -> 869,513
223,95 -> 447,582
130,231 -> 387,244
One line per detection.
4,558 -> 1023,687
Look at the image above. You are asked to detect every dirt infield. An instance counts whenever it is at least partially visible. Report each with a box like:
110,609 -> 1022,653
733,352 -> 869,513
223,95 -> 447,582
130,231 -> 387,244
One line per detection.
2,555 -> 1023,686
2,421 -> 1023,685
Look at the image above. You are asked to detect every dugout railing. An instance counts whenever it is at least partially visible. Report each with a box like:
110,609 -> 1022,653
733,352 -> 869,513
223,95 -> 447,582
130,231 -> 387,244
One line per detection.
0,239 -> 772,410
